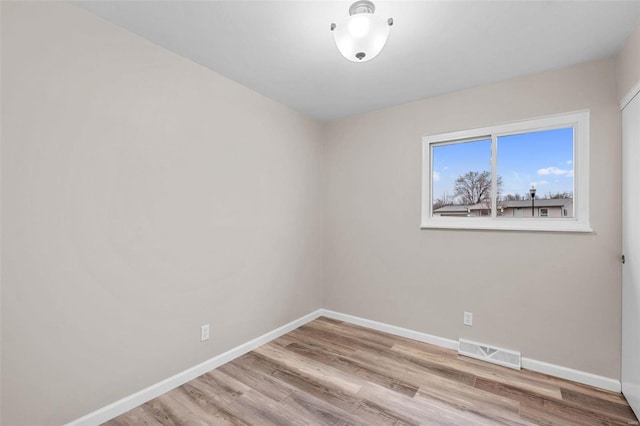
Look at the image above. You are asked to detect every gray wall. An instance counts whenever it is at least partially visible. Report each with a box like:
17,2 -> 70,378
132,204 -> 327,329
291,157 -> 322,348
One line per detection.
323,58 -> 622,380
618,22 -> 640,103
1,2 -> 323,424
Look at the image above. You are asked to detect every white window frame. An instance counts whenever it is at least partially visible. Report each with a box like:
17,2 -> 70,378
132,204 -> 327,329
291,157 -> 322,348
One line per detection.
540,208 -> 549,217
421,110 -> 591,232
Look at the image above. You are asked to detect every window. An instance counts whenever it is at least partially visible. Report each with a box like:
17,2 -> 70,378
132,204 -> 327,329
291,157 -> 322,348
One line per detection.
422,111 -> 591,232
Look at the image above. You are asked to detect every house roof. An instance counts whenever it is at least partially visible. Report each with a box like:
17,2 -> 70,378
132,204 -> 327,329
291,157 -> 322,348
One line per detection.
434,198 -> 573,213
500,199 -> 573,208
433,205 -> 471,213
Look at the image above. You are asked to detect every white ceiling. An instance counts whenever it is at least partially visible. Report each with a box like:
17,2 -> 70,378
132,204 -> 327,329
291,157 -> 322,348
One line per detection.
75,1 -> 640,122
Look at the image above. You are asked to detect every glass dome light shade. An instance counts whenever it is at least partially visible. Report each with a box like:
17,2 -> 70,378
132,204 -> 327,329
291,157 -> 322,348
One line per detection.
332,13 -> 391,62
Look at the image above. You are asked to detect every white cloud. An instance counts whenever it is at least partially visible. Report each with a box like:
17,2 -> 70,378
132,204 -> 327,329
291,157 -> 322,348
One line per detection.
537,166 -> 571,176
433,171 -> 440,182
566,160 -> 573,165
530,180 -> 550,187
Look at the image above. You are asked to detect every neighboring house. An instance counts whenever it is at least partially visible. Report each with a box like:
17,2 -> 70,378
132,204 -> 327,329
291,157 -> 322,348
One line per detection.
432,205 -> 475,217
434,198 -> 573,218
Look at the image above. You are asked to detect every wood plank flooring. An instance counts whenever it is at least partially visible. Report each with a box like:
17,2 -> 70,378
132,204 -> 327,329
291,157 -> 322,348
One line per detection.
105,317 -> 639,425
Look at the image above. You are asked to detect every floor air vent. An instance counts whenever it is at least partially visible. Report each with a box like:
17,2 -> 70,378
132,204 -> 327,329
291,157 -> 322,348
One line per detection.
458,339 -> 521,370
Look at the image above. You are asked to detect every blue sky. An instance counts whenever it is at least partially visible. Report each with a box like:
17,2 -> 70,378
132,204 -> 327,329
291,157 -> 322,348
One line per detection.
432,127 -> 574,200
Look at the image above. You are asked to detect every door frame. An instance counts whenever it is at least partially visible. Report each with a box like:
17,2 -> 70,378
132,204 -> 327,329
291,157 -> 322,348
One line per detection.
621,83 -> 640,419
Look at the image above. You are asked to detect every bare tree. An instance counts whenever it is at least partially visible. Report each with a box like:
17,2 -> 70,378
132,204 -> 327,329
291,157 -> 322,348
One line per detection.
502,193 -> 525,201
454,171 -> 503,204
433,191 -> 455,210
545,191 -> 573,199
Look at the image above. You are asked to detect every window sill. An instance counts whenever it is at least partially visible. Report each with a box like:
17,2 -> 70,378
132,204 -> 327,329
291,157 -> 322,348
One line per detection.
420,218 -> 593,233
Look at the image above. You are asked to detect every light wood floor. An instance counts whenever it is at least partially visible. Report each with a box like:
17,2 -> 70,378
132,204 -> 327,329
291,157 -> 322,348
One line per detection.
106,317 -> 639,425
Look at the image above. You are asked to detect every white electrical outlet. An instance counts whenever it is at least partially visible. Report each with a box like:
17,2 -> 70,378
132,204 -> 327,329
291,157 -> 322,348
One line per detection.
464,312 -> 473,326
200,324 -> 210,342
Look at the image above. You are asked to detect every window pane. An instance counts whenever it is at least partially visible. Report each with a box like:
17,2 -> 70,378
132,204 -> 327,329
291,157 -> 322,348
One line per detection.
432,139 -> 492,217
497,127 -> 574,218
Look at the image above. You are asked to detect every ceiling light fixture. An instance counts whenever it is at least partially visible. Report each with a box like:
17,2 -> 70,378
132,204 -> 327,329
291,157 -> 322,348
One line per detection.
330,0 -> 393,63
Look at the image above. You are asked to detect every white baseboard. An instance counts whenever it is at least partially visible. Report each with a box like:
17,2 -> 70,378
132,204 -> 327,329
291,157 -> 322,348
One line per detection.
521,357 -> 620,393
68,308 -> 621,425
319,309 -> 621,393
318,309 -> 459,350
66,309 -> 324,426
